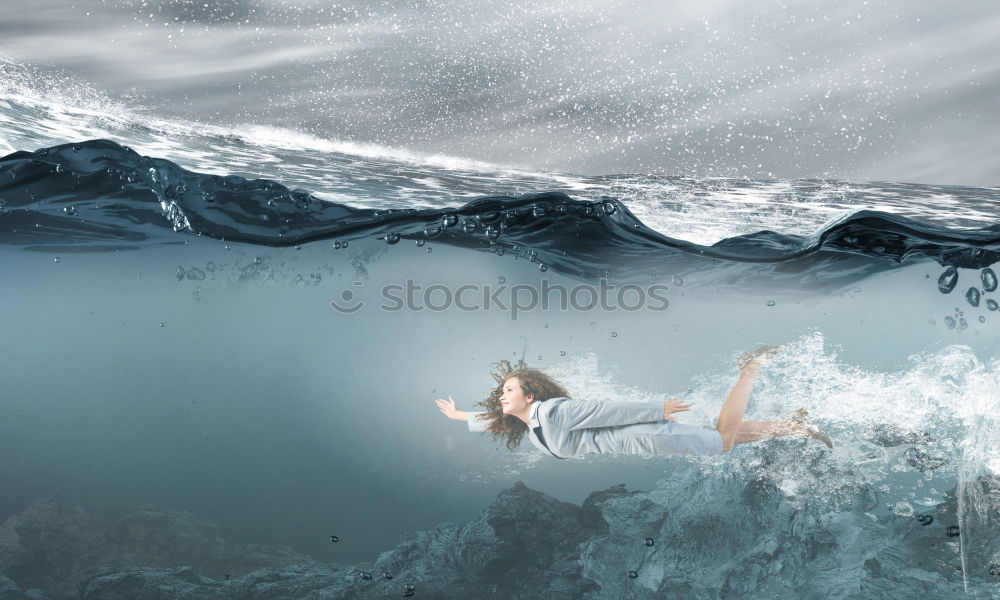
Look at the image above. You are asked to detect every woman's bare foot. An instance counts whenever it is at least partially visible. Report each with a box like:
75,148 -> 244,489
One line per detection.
736,345 -> 783,371
790,408 -> 833,448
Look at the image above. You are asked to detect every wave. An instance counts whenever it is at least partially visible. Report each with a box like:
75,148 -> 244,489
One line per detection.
1,139 -> 999,289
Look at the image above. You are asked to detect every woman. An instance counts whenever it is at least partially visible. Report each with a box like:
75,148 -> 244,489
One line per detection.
435,346 -> 832,458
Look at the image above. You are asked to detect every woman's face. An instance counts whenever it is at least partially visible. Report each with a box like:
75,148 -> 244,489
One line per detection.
500,377 -> 533,414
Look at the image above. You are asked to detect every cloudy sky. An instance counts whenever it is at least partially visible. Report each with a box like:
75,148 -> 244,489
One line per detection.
1,0 -> 998,185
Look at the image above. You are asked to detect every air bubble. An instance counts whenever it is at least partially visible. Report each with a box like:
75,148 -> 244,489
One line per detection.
766,300 -> 776,307
382,571 -> 393,580
442,214 -> 458,228
946,525 -> 960,538
532,206 -> 546,217
937,267 -> 958,294
612,332 -> 618,338
253,257 -> 262,265
359,571 -> 372,580
671,274 -> 683,286
958,318 -> 968,330
982,268 -> 998,292
404,584 -> 415,592
916,514 -> 934,526
53,257 -> 61,263
160,322 -> 165,328
979,316 -> 986,323
644,537 -> 654,546
498,276 -> 506,284
463,220 -> 477,233
334,241 -> 342,249
627,571 -> 638,579
560,351 -> 566,356
424,226 -> 441,238
329,535 -> 339,543
486,226 -> 500,240
987,299 -> 999,311
55,164 -> 64,173
385,233 -> 400,244
176,266 -> 186,281
539,264 -> 547,272
603,201 -> 617,215
944,316 -> 956,329
64,206 -> 78,216
965,287 -> 980,307
416,239 -> 425,247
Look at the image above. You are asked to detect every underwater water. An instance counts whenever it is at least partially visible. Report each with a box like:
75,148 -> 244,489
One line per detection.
2,3 -> 1000,594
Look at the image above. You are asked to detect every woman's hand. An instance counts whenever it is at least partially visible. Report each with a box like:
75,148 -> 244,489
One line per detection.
436,395 -> 463,420
663,397 -> 691,422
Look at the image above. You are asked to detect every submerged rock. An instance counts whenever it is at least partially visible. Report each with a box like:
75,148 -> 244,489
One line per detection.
2,456 -> 998,599
862,424 -> 934,447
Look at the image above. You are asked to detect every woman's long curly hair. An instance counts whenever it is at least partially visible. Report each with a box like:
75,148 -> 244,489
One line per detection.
472,357 -> 571,451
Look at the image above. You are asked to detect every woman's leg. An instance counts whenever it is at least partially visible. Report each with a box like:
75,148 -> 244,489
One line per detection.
732,420 -> 812,445
716,366 -> 762,452
716,345 -> 783,452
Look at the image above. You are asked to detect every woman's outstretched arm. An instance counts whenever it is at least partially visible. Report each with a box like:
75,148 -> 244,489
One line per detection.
550,397 -> 691,430
436,396 -> 489,431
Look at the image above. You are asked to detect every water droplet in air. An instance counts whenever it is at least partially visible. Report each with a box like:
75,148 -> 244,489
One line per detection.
937,267 -> 958,294
965,287 -> 981,307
